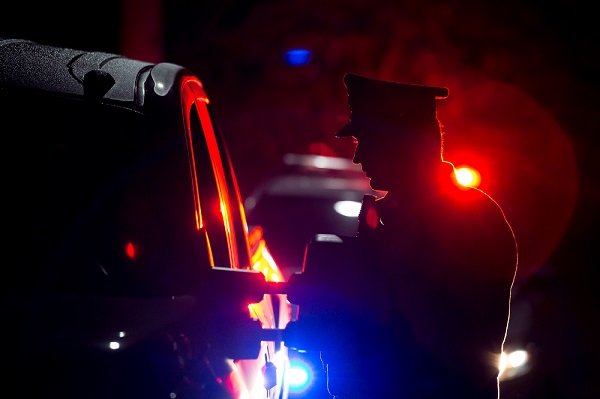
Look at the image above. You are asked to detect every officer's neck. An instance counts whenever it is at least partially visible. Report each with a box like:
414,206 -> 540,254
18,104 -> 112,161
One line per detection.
384,160 -> 450,196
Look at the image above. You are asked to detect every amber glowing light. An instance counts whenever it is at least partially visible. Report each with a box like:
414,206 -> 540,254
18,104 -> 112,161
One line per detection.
248,226 -> 284,283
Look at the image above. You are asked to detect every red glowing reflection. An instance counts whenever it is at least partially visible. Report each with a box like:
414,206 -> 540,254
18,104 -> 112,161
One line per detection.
440,79 -> 578,279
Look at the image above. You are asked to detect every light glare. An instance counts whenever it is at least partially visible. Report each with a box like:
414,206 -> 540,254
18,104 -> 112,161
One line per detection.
334,200 -> 362,217
287,367 -> 308,386
498,349 -> 530,380
507,350 -> 528,367
287,357 -> 313,393
455,166 -> 481,187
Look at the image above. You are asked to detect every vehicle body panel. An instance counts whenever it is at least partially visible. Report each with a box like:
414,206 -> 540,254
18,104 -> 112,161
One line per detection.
1,38 -> 287,399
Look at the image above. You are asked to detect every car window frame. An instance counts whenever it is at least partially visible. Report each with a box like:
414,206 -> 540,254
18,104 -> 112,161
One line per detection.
180,78 -> 245,269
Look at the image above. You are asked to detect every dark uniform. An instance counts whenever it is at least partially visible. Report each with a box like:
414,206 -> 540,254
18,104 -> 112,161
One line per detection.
326,74 -> 519,398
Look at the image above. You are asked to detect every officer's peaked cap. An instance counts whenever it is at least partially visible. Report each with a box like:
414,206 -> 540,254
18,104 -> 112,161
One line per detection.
336,73 -> 449,137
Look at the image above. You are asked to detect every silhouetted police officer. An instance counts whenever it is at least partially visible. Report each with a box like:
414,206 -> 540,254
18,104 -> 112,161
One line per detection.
324,74 -> 519,398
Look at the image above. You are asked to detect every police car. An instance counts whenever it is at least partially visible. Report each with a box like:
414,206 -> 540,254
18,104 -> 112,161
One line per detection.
0,37 -> 289,399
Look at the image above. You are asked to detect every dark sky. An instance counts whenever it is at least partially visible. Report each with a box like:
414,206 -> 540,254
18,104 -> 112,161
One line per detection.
2,1 -> 599,396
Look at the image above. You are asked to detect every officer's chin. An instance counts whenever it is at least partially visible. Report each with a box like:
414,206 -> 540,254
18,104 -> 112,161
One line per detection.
367,177 -> 383,191
368,177 -> 393,193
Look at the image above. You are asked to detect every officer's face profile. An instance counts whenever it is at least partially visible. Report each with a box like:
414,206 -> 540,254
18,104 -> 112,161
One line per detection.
348,118 -> 441,192
348,124 -> 404,191
339,74 -> 448,192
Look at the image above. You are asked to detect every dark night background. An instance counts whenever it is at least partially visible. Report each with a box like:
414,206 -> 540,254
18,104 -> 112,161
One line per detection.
2,1 -> 599,397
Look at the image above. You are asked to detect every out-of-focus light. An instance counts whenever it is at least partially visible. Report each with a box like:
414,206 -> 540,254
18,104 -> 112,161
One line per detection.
287,359 -> 313,393
454,165 -> 481,188
251,372 -> 267,398
334,200 -> 362,217
274,349 -> 287,365
284,49 -> 311,66
283,153 -> 359,171
498,349 -> 530,380
506,349 -> 528,368
125,242 -> 136,259
288,367 -> 308,387
313,155 -> 331,169
498,352 -> 507,373
224,361 -> 250,399
109,341 -> 120,350
248,303 -> 259,320
249,227 -> 285,282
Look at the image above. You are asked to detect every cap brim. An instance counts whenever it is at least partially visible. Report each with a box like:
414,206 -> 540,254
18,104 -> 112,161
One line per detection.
335,121 -> 355,138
